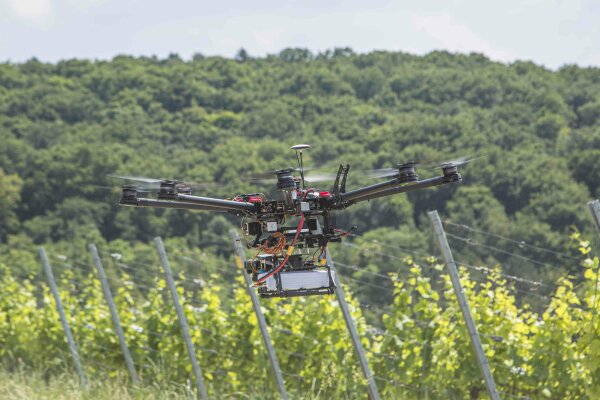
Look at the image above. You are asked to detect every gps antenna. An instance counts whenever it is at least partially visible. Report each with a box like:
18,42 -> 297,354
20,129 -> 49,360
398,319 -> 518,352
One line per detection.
291,144 -> 310,188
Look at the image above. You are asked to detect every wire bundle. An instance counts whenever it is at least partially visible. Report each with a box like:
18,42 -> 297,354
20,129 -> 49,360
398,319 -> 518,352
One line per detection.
260,232 -> 287,255
255,214 -> 306,285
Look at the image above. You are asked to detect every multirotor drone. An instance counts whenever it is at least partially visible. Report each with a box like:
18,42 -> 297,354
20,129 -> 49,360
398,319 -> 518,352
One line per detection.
116,144 -> 468,298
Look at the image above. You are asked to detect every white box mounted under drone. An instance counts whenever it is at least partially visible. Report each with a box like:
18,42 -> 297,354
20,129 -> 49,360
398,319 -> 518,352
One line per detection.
259,270 -> 336,292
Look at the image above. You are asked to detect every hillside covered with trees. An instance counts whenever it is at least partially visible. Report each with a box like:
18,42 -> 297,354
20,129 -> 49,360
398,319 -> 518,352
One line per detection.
1,48 -> 600,284
2,48 -> 600,399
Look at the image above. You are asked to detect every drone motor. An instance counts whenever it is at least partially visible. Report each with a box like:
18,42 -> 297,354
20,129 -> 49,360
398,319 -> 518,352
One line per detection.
157,180 -> 179,200
276,168 -> 298,207
120,185 -> 139,206
396,161 -> 419,183
442,164 -> 462,182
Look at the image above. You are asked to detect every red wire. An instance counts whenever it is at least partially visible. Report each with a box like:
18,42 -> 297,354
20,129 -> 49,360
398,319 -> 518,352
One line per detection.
303,188 -> 315,200
255,214 -> 305,285
334,228 -> 352,238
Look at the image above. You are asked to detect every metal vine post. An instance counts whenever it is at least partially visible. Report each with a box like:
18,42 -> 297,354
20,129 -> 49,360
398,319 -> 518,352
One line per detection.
39,247 -> 87,387
154,236 -> 209,400
230,229 -> 289,399
428,210 -> 500,400
89,243 -> 139,385
327,249 -> 382,400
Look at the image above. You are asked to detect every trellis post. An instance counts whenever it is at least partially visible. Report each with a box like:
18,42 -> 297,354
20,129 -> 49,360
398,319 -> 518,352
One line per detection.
428,210 -> 500,400
39,247 -> 87,387
588,200 -> 600,234
230,230 -> 288,399
89,243 -> 139,385
327,249 -> 381,400
154,237 -> 208,400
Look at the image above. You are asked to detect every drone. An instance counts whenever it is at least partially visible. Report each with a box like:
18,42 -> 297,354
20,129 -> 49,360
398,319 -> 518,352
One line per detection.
116,144 -> 468,298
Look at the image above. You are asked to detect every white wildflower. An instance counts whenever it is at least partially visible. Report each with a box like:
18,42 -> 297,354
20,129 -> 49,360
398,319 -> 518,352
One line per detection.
193,305 -> 207,314
510,366 -> 526,376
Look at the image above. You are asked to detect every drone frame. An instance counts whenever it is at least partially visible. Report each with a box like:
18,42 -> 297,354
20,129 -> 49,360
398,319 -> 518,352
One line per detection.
116,154 -> 465,298
119,163 -> 462,214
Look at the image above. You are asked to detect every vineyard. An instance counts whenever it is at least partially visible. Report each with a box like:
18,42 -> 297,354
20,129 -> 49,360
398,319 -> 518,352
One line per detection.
1,44 -> 600,400
1,211 -> 600,400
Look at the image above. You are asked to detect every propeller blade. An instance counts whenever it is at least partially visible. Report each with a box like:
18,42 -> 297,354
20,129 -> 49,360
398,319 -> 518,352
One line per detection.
433,154 -> 487,169
304,173 -> 336,183
298,165 -> 317,172
108,174 -> 164,184
86,184 -> 154,193
364,161 -> 418,179
243,165 -> 322,182
176,181 -> 214,191
108,174 -> 213,191
122,185 -> 156,193
366,168 -> 398,179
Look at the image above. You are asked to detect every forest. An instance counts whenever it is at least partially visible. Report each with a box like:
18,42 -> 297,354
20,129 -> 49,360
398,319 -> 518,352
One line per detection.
1,48 -> 600,285
1,48 -> 600,398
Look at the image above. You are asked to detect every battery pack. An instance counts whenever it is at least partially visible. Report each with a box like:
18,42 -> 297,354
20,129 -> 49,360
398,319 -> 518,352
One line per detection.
259,270 -> 336,292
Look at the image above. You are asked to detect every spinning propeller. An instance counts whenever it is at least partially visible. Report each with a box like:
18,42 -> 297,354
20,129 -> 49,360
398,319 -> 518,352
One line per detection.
108,174 -> 211,191
245,167 -> 336,185
365,154 -> 485,180
435,154 -> 486,168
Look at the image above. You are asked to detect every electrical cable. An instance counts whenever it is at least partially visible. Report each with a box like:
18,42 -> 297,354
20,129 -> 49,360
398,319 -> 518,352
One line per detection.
259,232 -> 287,255
334,227 -> 354,238
302,188 -> 315,200
255,214 -> 305,285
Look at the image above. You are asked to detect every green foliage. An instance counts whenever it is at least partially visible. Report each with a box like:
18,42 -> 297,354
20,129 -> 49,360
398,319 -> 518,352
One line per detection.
1,234 -> 599,398
1,49 -> 600,397
0,168 -> 23,240
1,50 -> 599,281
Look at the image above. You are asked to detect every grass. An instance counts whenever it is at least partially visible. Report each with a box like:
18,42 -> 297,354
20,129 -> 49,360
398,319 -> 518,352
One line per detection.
0,368 -> 325,400
0,370 -> 200,400
0,355 -> 328,399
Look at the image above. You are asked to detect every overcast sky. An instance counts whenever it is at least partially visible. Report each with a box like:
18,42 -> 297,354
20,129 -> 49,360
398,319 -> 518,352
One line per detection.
1,0 -> 599,69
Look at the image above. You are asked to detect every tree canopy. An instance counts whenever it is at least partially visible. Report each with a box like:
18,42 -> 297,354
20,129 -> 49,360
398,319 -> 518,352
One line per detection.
1,48 -> 599,285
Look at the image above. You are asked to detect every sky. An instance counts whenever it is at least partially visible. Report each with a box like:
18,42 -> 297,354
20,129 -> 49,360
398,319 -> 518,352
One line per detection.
0,0 -> 599,69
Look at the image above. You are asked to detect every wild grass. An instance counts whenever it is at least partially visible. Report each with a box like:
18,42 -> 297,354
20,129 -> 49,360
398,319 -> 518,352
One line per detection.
0,368 -> 327,400
0,369 -> 198,400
